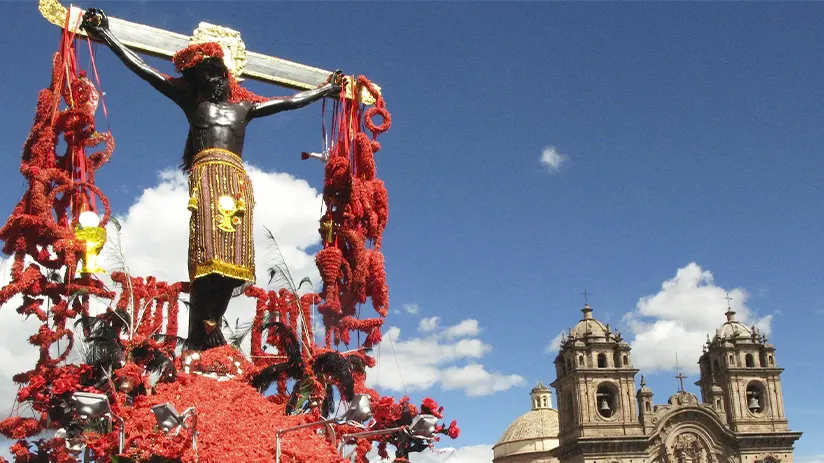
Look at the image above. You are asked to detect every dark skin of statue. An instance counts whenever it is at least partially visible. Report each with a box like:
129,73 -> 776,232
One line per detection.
81,9 -> 343,350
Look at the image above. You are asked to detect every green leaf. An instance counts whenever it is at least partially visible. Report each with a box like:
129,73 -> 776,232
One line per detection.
290,376 -> 316,414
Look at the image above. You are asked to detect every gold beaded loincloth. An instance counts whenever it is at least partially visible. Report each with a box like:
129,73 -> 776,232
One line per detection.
187,148 -> 255,284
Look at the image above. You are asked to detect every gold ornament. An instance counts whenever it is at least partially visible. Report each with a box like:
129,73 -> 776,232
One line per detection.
342,75 -> 381,106
190,22 -> 248,78
215,195 -> 242,232
203,319 -> 218,333
39,0 -> 68,27
319,217 -> 335,244
74,225 -> 107,274
188,194 -> 198,211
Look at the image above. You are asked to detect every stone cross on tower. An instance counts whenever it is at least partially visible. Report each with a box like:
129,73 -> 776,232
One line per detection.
675,371 -> 687,393
581,289 -> 592,305
38,0 -> 379,102
674,351 -> 687,393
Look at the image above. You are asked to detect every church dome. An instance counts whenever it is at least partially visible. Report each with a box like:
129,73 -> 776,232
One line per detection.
496,408 -> 559,444
716,307 -> 753,340
569,304 -> 610,340
493,382 -> 559,463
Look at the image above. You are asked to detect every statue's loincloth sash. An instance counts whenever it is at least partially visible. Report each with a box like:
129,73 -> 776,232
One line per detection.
187,148 -> 255,284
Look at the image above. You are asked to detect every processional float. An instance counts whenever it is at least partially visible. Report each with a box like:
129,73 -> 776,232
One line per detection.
0,1 -> 459,462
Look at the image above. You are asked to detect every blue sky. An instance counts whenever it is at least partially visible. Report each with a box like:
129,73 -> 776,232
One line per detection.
1,2 -> 822,462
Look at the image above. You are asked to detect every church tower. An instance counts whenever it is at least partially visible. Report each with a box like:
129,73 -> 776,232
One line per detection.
696,303 -> 789,433
551,304 -> 644,446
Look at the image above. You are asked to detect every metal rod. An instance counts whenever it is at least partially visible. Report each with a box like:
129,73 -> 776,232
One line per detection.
191,411 -> 198,462
338,427 -> 403,458
276,433 -> 281,463
276,417 -> 337,463
110,415 -> 125,454
341,427 -> 402,441
278,417 -> 336,435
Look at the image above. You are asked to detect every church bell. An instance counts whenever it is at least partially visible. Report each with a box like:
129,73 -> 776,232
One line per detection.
599,398 -> 611,413
748,396 -> 760,411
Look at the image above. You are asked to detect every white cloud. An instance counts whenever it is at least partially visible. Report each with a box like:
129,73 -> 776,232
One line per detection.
539,145 -> 568,173
367,323 -> 524,397
545,331 -> 564,354
441,364 -> 525,397
444,319 -> 480,338
116,166 -> 322,286
403,303 -> 420,315
366,445 -> 494,463
0,258 -> 41,418
0,164 -> 325,415
418,316 -> 441,333
115,166 -> 323,345
623,262 -> 773,374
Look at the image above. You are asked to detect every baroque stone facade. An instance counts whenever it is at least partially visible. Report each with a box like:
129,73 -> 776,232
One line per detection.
494,304 -> 801,463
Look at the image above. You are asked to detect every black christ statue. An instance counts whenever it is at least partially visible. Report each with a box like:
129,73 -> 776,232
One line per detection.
82,9 -> 342,350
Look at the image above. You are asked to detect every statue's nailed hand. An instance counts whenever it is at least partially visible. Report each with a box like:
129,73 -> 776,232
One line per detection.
328,69 -> 345,95
81,8 -> 109,37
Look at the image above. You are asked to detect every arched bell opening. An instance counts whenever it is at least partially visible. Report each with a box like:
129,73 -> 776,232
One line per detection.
596,382 -> 619,418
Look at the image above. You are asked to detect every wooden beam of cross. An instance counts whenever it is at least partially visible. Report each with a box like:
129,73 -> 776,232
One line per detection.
38,0 -> 379,104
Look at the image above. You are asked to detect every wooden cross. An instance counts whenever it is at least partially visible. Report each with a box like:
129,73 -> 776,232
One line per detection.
38,0 -> 379,103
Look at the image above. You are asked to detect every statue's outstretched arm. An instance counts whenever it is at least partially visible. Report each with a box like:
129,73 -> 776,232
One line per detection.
81,8 -> 187,106
248,71 -> 343,120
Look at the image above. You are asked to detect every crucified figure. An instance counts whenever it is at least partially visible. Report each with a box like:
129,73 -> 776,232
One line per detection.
82,8 -> 342,350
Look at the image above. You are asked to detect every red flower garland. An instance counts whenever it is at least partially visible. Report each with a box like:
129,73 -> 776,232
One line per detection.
0,417 -> 42,440
172,42 -> 224,72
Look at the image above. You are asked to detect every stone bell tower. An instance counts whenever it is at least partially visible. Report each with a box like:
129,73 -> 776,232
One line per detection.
695,304 -> 788,433
551,304 -> 644,445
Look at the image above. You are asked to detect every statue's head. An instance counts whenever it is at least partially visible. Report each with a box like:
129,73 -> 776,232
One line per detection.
173,42 -> 229,103
187,58 -> 229,103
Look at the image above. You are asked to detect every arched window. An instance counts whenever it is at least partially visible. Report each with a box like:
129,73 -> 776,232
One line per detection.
578,355 -> 584,366
542,396 -> 548,407
597,353 -> 608,368
715,398 -> 723,410
645,401 -> 651,412
769,355 -> 774,366
622,354 -> 628,366
713,358 -> 720,373
745,354 -> 755,367
728,354 -> 735,366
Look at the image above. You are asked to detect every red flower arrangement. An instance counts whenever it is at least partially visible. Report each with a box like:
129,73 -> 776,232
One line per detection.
0,417 -> 42,440
0,30 -> 460,463
447,420 -> 461,439
172,42 -> 224,72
